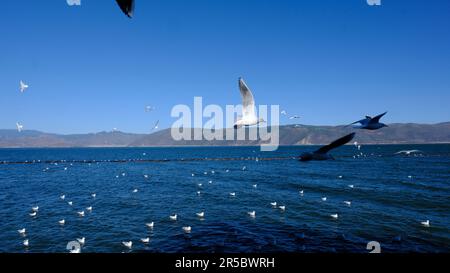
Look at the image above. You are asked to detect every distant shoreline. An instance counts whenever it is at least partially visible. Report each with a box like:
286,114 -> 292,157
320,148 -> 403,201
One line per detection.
1,142 -> 450,149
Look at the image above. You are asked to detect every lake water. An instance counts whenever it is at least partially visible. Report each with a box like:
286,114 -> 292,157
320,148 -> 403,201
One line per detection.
0,145 -> 449,253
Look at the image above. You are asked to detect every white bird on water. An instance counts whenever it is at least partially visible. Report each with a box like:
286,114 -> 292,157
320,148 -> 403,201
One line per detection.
170,214 -> 177,221
229,192 -> 236,197
91,193 -> 96,198
321,197 -> 327,202
330,214 -> 339,219
68,201 -> 73,206
132,189 -> 138,193
146,222 -> 154,228
18,228 -> 26,235
344,201 -> 352,206
248,211 -> 256,218
31,206 -> 39,212
16,122 -> 24,132
270,202 -> 277,207
59,219 -> 65,225
77,237 -> 85,245
20,80 -> 29,93
122,241 -> 133,249
253,184 -> 257,188
141,238 -> 150,244
60,194 -> 65,200
348,185 -> 354,189
196,211 -> 205,218
23,239 -> 29,247
279,205 -> 286,211
77,211 -> 85,217
29,211 -> 37,217
233,78 -> 265,129
182,226 -> 192,233
299,190 -> 304,196
86,206 -> 93,212
395,150 -> 422,155
421,220 -> 430,227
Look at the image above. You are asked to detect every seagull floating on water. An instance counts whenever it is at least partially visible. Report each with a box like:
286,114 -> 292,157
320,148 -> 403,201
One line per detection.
348,185 -> 354,189
91,193 -> 96,198
31,206 -> 39,212
77,211 -> 85,217
248,211 -> 256,218
270,202 -> 277,207
299,190 -> 304,196
29,212 -> 37,217
140,238 -> 150,244
86,206 -> 93,212
233,78 -> 265,129
421,220 -> 430,227
229,192 -> 236,197
344,201 -> 352,206
196,212 -> 205,218
68,201 -> 73,206
182,226 -> 192,233
330,214 -> 339,219
170,214 -> 177,221
348,112 -> 388,130
132,189 -> 138,193
253,184 -> 257,188
299,133 -> 356,161
77,237 -> 85,245
321,197 -> 327,202
122,241 -> 133,249
59,219 -> 65,225
18,228 -> 26,235
23,239 -> 29,247
289,115 -> 301,120
60,195 -> 66,200
279,205 -> 286,211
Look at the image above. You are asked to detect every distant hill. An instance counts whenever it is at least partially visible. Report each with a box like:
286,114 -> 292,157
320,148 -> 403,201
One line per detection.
1,122 -> 449,148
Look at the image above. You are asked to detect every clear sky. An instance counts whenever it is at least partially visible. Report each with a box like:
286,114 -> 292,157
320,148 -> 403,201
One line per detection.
1,0 -> 449,134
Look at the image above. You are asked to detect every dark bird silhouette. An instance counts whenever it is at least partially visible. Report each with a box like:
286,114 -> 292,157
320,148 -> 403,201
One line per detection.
348,112 -> 388,130
116,0 -> 135,18
299,133 -> 356,161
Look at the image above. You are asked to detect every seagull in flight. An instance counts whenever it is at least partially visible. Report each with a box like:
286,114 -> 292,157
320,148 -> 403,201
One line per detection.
116,0 -> 135,18
152,120 -> 159,131
234,78 -> 265,129
145,105 -> 155,112
20,81 -> 29,93
16,122 -> 24,132
289,115 -> 301,120
348,112 -> 388,130
299,133 -> 356,161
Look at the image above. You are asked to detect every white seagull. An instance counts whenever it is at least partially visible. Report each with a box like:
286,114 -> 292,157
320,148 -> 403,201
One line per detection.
91,193 -> 96,198
122,241 -> 133,249
77,211 -> 85,217
279,205 -> 286,211
321,197 -> 327,202
59,219 -> 65,225
270,202 -> 277,207
23,239 -> 29,247
77,237 -> 85,245
233,78 -> 265,129
196,212 -> 205,218
68,201 -> 73,206
330,214 -> 339,219
229,192 -> 236,197
31,206 -> 39,212
182,226 -> 192,233
248,211 -> 256,218
20,80 -> 29,93
29,211 -> 37,217
141,238 -> 150,244
395,150 -> 422,155
146,222 -> 154,228
421,220 -> 430,227
86,206 -> 93,212
16,122 -> 24,132
169,214 -> 177,221
344,201 -> 352,206
18,228 -> 26,235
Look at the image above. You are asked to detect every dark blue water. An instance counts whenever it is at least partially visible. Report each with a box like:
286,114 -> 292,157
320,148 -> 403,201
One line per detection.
0,145 -> 449,253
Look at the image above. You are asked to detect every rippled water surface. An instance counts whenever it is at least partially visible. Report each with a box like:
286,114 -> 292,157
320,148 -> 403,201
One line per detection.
0,145 -> 449,253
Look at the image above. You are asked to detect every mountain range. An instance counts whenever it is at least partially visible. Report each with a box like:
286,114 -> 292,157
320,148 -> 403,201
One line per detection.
1,122 -> 449,148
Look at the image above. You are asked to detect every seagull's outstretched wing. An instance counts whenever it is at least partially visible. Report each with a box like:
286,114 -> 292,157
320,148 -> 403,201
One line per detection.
315,133 -> 356,154
369,112 -> 387,124
238,78 -> 256,119
346,118 -> 369,127
116,0 -> 135,18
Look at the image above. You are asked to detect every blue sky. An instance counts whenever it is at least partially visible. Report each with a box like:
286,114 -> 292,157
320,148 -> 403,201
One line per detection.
1,0 -> 449,134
